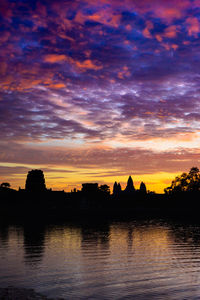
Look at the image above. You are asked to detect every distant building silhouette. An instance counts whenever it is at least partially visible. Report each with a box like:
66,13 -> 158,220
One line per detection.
82,183 -> 99,193
117,183 -> 122,193
113,181 -> 122,195
139,182 -> 147,194
124,176 -> 135,193
113,182 -> 118,194
25,170 -> 46,192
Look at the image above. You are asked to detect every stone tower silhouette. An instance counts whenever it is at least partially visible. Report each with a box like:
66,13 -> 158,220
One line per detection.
25,169 -> 46,192
125,176 -> 135,193
140,182 -> 147,194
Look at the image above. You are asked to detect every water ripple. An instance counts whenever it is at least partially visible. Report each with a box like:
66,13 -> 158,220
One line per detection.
1,220 -> 200,299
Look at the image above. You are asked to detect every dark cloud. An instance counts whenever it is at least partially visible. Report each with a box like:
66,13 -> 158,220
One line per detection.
0,165 -> 75,177
0,89 -> 101,141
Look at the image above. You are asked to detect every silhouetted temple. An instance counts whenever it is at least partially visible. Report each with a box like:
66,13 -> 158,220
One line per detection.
5,167 -> 200,220
117,183 -> 121,192
140,182 -> 147,194
25,169 -> 46,192
113,182 -> 118,195
113,182 -> 122,195
112,176 -> 147,196
124,176 -> 135,193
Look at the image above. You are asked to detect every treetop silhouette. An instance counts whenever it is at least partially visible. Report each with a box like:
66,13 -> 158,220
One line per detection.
165,167 -> 200,194
0,182 -> 10,189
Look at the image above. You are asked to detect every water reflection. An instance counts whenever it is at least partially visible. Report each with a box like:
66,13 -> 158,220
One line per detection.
1,219 -> 200,299
127,225 -> 134,256
169,222 -> 200,247
0,223 -> 9,248
23,222 -> 46,266
81,222 -> 110,251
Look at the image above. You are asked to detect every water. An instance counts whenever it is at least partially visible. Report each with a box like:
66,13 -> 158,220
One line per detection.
1,219 -> 200,299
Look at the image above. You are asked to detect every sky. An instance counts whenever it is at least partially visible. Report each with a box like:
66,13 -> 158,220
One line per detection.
1,0 -> 200,192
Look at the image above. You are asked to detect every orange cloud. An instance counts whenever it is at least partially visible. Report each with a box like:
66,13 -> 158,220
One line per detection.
75,59 -> 102,71
75,7 -> 121,28
155,34 -> 163,42
117,66 -> 131,79
143,23 -> 179,43
171,44 -> 178,50
74,10 -> 86,24
186,17 -> 200,37
50,83 -> 66,89
44,54 -> 68,63
161,43 -> 178,51
58,33 -> 75,43
109,14 -> 121,28
142,21 -> 154,38
164,25 -> 179,38
162,43 -> 171,51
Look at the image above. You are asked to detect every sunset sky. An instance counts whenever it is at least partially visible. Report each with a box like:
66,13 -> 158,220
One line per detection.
1,0 -> 200,192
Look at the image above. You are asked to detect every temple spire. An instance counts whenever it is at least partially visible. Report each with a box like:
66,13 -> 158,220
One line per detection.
125,176 -> 135,193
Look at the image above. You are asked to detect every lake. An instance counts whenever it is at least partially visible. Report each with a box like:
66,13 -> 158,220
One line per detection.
1,218 -> 200,299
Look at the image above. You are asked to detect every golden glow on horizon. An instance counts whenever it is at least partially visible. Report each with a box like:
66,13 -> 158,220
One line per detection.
0,161 -> 177,193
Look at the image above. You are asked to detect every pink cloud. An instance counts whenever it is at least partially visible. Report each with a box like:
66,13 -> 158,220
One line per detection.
164,25 -> 179,38
186,17 -> 200,37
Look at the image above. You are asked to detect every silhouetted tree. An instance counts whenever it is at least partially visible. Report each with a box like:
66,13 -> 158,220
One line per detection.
125,176 -> 135,193
165,167 -> 200,194
139,182 -> 147,194
99,184 -> 110,194
188,167 -> 200,191
25,170 -> 46,192
0,182 -> 10,189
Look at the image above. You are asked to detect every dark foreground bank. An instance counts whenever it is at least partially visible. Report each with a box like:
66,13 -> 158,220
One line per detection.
0,287 -> 64,300
1,188 -> 200,221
